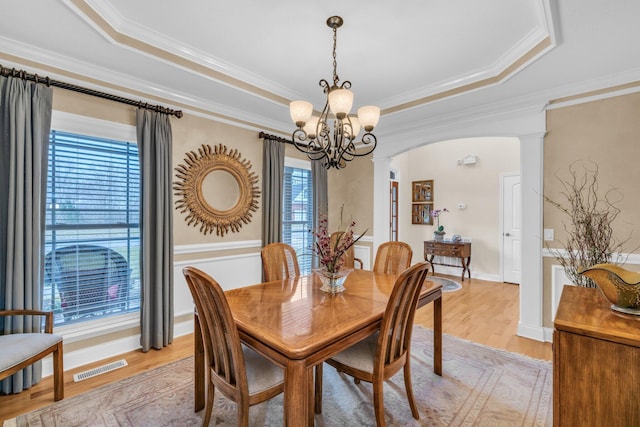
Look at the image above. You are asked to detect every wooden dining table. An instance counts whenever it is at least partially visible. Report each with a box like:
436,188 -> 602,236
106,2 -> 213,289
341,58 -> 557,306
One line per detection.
193,268 -> 443,426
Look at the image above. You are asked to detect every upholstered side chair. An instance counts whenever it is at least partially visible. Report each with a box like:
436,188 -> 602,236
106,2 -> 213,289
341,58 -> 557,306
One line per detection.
373,241 -> 413,275
182,267 -> 284,427
318,261 -> 431,426
261,242 -> 300,281
0,310 -> 64,401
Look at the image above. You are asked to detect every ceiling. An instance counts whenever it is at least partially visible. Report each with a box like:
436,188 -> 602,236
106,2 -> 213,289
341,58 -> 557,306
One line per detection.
2,0 -> 640,141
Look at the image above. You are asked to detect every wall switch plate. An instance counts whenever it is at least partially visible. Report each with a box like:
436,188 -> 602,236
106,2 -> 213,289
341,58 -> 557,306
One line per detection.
544,228 -> 554,241
457,202 -> 466,209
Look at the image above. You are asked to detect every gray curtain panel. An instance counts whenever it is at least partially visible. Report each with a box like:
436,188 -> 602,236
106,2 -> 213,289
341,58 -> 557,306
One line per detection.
0,75 -> 53,394
311,160 -> 328,268
261,137 -> 284,246
136,109 -> 174,352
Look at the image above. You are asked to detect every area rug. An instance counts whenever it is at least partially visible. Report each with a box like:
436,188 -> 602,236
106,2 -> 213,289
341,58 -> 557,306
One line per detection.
5,327 -> 552,426
428,276 -> 462,292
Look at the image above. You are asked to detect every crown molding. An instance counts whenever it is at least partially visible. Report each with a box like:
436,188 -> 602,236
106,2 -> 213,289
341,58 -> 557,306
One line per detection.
69,0 -> 559,116
380,25 -> 553,110
67,0 -> 300,102
0,36 -> 291,133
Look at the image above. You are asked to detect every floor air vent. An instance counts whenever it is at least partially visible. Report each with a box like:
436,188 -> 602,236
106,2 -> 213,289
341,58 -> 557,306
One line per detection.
73,359 -> 128,382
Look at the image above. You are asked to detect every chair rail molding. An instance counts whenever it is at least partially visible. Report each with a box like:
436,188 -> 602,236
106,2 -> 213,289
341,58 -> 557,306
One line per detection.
174,240 -> 262,255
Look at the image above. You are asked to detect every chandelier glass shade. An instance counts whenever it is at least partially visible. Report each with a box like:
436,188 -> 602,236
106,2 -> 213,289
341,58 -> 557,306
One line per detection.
290,16 -> 380,169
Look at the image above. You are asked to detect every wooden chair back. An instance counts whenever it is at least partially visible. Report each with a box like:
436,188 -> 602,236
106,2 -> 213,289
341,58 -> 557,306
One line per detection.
182,266 -> 283,426
330,232 -> 363,269
321,261 -> 431,425
377,261 -> 430,376
182,267 -> 247,402
373,241 -> 413,275
261,242 -> 300,281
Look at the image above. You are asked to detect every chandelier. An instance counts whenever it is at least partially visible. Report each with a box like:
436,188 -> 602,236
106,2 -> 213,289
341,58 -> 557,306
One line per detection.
289,16 -> 380,169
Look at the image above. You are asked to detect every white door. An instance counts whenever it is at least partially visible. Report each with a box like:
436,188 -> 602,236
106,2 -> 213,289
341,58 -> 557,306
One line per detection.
502,174 -> 521,284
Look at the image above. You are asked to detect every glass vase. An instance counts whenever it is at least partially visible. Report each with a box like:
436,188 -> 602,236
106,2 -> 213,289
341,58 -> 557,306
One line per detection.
314,267 -> 353,294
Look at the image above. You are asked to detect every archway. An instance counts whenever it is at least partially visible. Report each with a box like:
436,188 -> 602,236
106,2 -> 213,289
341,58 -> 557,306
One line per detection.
372,108 -> 546,341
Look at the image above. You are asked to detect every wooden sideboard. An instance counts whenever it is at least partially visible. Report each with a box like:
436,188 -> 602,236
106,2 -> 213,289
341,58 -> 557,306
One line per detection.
553,286 -> 640,426
423,240 -> 471,281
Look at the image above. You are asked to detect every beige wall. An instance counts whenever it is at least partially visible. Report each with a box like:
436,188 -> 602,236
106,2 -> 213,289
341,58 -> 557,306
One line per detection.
392,137 -> 520,275
543,91 -> 640,326
327,156 -> 374,232
172,114 -> 263,247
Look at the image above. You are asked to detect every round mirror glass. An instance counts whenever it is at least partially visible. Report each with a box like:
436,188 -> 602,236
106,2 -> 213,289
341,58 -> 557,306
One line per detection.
201,170 -> 240,211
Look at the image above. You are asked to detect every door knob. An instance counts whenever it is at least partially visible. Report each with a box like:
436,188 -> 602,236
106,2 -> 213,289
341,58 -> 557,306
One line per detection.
504,232 -> 511,237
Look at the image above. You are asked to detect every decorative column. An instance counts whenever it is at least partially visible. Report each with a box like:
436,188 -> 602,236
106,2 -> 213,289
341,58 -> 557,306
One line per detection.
372,155 -> 392,255
518,131 -> 546,341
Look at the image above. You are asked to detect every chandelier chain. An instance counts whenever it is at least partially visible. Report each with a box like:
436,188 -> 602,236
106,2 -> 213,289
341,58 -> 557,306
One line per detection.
332,26 -> 339,87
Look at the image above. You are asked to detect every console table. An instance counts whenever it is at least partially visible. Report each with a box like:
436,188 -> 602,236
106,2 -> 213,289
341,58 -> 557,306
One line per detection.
424,240 -> 471,281
553,286 -> 640,426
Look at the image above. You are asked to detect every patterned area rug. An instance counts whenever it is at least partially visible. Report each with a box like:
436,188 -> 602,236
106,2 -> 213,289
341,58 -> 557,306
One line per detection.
428,276 -> 463,292
6,327 -> 552,426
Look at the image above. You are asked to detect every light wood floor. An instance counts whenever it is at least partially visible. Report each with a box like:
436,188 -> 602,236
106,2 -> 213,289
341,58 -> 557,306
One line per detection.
0,274 -> 552,423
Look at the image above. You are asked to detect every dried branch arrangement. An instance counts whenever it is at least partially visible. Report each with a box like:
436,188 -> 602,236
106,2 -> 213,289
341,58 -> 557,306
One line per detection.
544,162 -> 634,287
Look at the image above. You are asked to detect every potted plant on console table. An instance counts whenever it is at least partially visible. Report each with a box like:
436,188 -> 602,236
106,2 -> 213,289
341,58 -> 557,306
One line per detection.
431,208 -> 449,241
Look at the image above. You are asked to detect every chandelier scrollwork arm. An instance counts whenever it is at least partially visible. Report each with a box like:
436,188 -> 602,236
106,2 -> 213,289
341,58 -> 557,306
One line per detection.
289,15 -> 380,170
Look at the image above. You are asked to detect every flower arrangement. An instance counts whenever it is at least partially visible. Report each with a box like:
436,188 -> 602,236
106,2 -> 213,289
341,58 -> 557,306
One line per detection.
431,208 -> 449,234
311,214 -> 365,273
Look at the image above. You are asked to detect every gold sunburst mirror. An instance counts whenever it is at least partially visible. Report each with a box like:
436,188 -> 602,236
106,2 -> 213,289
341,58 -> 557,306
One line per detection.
174,144 -> 260,236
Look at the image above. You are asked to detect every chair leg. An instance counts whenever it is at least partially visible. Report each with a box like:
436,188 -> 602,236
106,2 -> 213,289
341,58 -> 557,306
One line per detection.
238,399 -> 249,427
403,361 -> 419,420
314,364 -> 323,414
53,342 -> 64,401
202,382 -> 215,427
373,380 -> 386,427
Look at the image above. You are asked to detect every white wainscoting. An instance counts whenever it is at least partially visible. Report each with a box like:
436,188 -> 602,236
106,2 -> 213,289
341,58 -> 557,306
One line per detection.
173,251 -> 263,317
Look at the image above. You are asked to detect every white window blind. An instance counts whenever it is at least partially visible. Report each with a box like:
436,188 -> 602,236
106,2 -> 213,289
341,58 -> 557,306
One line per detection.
282,162 -> 313,274
43,130 -> 140,326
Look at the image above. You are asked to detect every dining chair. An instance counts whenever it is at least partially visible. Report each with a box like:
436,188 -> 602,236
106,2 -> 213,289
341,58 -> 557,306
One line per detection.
317,261 -> 431,426
373,241 -> 413,275
330,231 -> 363,269
0,310 -> 64,401
261,242 -> 300,281
182,267 -> 284,427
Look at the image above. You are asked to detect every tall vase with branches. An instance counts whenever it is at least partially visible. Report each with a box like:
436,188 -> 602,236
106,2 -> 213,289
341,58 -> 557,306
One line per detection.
544,162 -> 635,287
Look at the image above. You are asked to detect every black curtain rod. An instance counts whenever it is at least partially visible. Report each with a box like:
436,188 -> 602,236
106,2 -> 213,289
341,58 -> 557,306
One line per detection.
0,64 -> 183,119
258,131 -> 293,145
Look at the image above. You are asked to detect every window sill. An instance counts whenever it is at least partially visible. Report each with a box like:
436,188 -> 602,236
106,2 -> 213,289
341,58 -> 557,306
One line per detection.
55,311 -> 140,344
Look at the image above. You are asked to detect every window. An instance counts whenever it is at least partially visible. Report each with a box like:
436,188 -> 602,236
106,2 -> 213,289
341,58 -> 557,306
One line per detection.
282,158 -> 313,274
43,122 -> 140,326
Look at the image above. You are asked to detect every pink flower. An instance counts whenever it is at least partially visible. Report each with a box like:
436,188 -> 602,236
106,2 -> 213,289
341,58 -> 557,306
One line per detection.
431,208 -> 449,232
311,215 -> 366,273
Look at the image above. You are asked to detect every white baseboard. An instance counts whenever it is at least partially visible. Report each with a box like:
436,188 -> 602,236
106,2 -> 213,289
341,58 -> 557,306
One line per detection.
517,322 -> 546,342
429,265 -> 499,283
